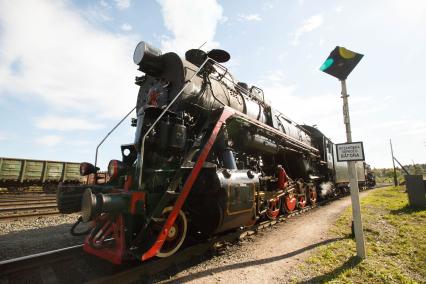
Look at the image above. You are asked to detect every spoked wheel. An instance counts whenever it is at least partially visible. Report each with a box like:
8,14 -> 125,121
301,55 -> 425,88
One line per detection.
152,206 -> 188,258
309,185 -> 317,205
282,193 -> 297,213
266,197 -> 281,220
298,195 -> 307,209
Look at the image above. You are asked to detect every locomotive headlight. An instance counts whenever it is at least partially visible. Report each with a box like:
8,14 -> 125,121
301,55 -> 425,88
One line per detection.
133,41 -> 163,75
107,160 -> 127,179
133,41 -> 162,65
80,162 -> 96,176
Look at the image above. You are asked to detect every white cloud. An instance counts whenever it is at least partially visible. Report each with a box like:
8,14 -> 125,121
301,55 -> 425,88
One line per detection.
83,4 -> 112,23
66,139 -> 92,146
0,131 -> 9,141
114,0 -> 131,10
220,16 -> 229,24
35,116 -> 104,131
335,6 -> 343,13
262,2 -> 274,10
388,0 -> 426,26
99,0 -> 110,8
0,0 -> 139,120
277,51 -> 288,62
35,135 -> 64,146
157,0 -> 223,55
257,69 -> 342,138
291,14 -> 323,45
262,81 -> 337,127
238,14 -> 262,22
121,23 -> 132,31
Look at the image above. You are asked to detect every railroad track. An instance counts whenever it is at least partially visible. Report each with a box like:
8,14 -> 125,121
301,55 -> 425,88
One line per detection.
0,194 -> 59,220
0,185 -> 388,283
0,193 -> 56,199
0,205 -> 321,283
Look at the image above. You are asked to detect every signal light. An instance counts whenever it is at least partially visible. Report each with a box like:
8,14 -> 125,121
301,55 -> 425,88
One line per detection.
320,46 -> 363,80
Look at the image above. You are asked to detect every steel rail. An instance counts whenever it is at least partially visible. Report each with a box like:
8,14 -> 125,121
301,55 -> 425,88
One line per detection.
0,204 -> 57,212
0,244 -> 84,275
0,244 -> 84,266
0,211 -> 60,220
0,200 -> 56,206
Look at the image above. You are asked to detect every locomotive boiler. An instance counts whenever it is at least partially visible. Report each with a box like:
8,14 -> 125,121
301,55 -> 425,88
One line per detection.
58,41 -> 362,264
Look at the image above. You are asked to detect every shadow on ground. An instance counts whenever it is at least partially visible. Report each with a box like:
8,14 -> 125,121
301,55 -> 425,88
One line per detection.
0,219 -> 86,261
297,255 -> 362,283
159,236 -> 349,283
390,204 -> 425,215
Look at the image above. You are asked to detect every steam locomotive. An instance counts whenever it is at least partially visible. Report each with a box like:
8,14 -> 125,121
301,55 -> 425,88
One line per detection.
57,41 -> 370,264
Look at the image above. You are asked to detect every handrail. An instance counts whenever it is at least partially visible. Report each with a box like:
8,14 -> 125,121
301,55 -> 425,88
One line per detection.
94,106 -> 136,169
138,58 -> 215,189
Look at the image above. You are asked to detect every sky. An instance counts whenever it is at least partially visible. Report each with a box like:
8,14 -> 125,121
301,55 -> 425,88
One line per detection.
0,0 -> 425,169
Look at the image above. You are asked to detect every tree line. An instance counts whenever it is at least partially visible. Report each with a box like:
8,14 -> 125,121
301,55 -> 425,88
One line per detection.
372,164 -> 426,184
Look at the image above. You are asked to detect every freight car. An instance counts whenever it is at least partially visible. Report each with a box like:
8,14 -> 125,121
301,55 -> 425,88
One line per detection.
0,157 -> 82,192
364,163 -> 376,188
58,42 -> 370,264
0,157 -> 110,193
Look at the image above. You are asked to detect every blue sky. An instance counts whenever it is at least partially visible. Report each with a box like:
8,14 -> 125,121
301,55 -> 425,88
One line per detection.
0,0 -> 425,169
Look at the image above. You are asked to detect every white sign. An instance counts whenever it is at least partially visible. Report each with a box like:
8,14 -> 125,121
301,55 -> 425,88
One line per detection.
336,142 -> 365,162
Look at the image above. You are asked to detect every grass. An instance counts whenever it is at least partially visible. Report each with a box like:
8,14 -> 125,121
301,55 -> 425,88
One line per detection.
294,186 -> 426,284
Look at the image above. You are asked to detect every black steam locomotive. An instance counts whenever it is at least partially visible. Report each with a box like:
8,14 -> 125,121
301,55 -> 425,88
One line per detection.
58,42 -> 369,264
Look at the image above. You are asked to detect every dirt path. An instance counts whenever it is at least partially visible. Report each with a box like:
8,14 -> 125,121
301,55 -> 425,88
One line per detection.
159,189 -> 377,284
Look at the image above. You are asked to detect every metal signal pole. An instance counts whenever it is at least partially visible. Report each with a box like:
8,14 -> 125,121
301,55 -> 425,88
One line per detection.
390,139 -> 398,186
341,80 -> 366,259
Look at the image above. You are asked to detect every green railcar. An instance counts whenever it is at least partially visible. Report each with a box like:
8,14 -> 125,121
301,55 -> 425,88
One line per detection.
0,157 -> 82,192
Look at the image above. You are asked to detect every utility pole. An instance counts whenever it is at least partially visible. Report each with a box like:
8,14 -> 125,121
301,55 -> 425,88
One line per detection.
390,139 -> 398,186
341,80 -> 366,259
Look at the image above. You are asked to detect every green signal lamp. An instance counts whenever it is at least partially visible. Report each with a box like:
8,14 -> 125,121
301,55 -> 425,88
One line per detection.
320,46 -> 363,80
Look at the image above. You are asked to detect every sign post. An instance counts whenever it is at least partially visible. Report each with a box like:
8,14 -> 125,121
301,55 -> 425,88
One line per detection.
320,46 -> 366,259
340,80 -> 366,258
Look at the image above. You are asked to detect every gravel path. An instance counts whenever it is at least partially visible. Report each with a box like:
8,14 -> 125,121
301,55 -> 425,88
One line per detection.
0,213 -> 87,261
158,190 -> 375,284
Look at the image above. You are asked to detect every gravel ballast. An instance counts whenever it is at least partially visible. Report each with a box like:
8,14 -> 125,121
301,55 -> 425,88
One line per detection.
0,214 -> 87,261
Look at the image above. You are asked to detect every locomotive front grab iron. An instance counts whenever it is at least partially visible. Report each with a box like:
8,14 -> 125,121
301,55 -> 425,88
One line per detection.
57,41 -> 367,264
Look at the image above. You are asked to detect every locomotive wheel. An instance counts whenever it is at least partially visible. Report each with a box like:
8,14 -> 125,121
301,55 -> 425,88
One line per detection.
266,197 -> 281,220
309,185 -> 317,205
282,194 -> 297,213
298,195 -> 307,208
155,206 -> 188,258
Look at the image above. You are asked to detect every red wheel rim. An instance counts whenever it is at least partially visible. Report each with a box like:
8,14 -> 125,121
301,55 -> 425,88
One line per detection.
309,186 -> 317,205
298,196 -> 307,208
283,195 -> 297,213
266,197 -> 280,220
